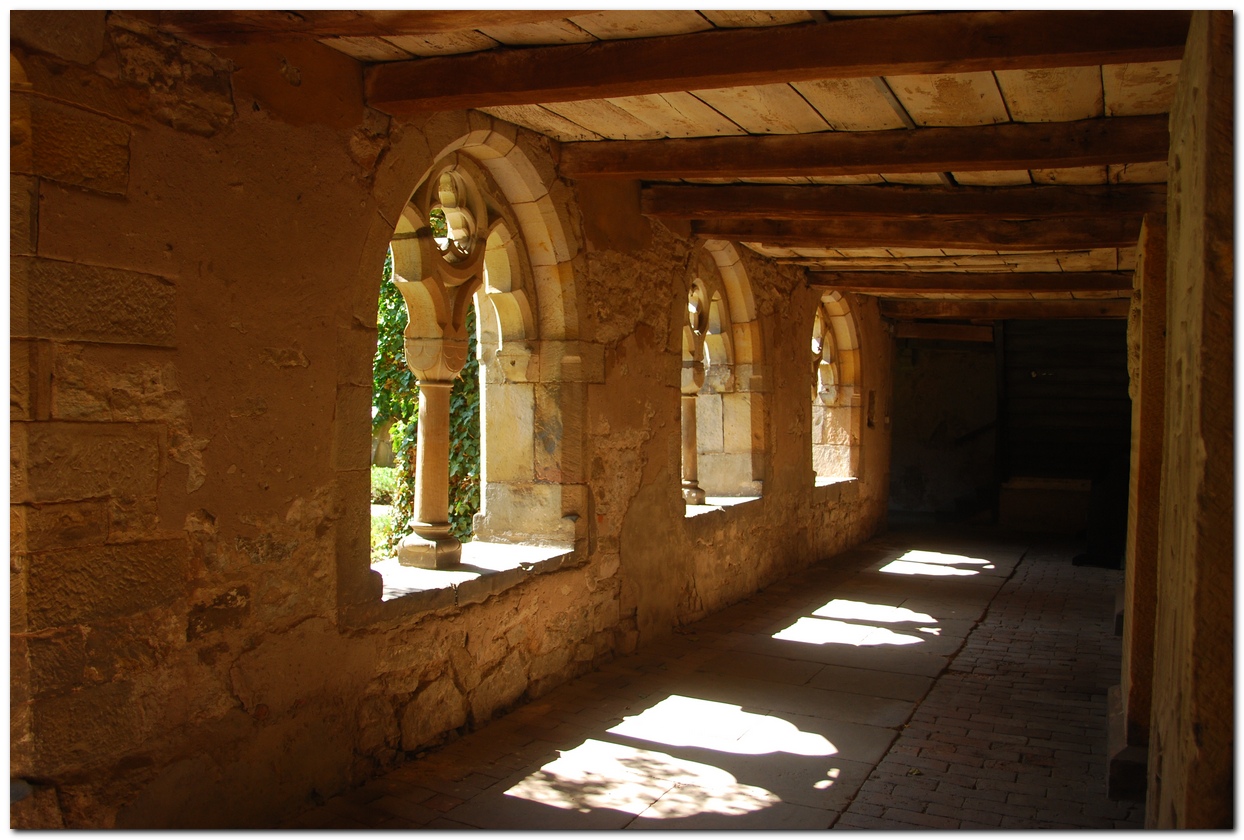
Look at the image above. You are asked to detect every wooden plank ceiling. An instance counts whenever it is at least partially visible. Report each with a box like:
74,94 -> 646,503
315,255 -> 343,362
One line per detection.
158,10 -> 1189,323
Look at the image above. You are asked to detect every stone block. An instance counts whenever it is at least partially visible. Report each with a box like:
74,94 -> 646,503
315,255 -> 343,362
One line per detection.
483,382 -> 534,482
469,650 -> 527,723
25,95 -> 130,194
12,257 -> 175,346
11,340 -> 32,421
11,11 -> 107,65
336,326 -> 378,388
400,678 -> 467,751
22,422 -> 161,504
722,391 -> 757,454
27,628 -> 87,697
29,679 -> 141,776
11,174 -> 38,257
695,392 -> 724,453
23,500 -> 109,551
25,538 -> 190,630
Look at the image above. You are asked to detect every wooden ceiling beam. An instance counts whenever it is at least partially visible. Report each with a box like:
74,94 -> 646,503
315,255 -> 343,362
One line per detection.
809,271 -> 1136,294
157,10 -> 582,44
879,299 -> 1130,320
643,184 -> 1167,221
365,10 -> 1190,113
559,116 -> 1168,180
895,323 -> 996,343
693,216 -> 1144,251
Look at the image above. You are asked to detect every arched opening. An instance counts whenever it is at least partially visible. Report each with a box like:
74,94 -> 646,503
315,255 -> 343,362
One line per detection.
811,292 -> 861,484
682,242 -> 764,505
348,118 -> 587,596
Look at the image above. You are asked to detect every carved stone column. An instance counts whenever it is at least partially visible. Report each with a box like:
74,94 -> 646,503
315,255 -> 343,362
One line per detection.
398,336 -> 468,569
681,358 -> 706,505
681,283 -> 709,505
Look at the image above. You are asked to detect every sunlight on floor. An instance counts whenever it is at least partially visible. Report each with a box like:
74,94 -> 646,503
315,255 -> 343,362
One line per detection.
504,738 -> 779,817
878,549 -> 995,577
813,599 -> 936,624
608,695 -> 838,756
771,616 -> 925,646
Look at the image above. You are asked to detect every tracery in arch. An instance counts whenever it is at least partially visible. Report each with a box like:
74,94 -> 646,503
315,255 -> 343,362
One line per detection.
682,242 -> 764,502
811,291 -> 861,483
387,148 -> 573,567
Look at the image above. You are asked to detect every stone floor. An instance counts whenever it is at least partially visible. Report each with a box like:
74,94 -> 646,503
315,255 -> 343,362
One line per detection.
285,526 -> 1144,830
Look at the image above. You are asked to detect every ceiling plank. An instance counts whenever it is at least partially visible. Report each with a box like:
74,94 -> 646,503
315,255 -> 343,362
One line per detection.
643,183 -> 1166,220
158,10 -> 584,44
559,116 -> 1169,180
810,271 -> 1136,294
693,216 -> 1143,250
879,299 -> 1130,320
365,11 -> 1190,113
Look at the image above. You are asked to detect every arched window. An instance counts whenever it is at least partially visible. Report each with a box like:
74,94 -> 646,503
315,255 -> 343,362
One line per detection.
811,292 -> 861,484
681,242 -> 764,506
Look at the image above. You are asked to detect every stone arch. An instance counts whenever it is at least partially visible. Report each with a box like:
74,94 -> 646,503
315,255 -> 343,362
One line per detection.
340,115 -> 587,597
811,291 -> 862,482
684,242 -> 764,499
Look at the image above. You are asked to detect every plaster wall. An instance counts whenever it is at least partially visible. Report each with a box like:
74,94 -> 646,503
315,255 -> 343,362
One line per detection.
9,14 -> 891,828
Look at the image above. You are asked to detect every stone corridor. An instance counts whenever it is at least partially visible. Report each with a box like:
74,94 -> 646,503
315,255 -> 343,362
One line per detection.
283,527 -> 1140,830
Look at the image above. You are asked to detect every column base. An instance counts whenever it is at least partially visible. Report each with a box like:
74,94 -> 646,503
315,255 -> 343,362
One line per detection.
682,484 -> 706,505
397,533 -> 462,569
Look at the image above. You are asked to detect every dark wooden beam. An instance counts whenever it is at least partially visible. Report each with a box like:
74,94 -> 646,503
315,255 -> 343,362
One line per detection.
644,184 -> 1167,221
365,11 -> 1190,113
693,216 -> 1144,250
158,10 -> 582,44
895,323 -> 996,343
879,299 -> 1130,320
559,116 -> 1168,180
810,271 -> 1136,294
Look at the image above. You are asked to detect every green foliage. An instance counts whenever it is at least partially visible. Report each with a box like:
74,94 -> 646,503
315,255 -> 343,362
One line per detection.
370,466 -> 398,505
371,245 -> 482,554
447,304 -> 481,541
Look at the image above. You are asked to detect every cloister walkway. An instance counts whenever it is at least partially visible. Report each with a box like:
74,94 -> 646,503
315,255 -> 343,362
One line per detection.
287,526 -> 1144,830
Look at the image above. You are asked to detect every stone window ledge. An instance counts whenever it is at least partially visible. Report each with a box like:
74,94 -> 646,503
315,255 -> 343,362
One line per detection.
371,540 -> 578,611
813,475 -> 860,502
684,495 -> 761,519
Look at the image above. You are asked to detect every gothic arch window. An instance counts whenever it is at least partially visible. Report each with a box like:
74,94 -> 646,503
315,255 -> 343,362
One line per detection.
811,291 -> 861,484
385,152 -> 575,566
681,242 -> 764,506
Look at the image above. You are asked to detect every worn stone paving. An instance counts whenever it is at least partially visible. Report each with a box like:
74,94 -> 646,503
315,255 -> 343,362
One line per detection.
284,528 -> 1139,830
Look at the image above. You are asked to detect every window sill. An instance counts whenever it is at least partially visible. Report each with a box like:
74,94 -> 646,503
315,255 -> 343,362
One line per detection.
366,540 -> 579,615
684,495 -> 761,519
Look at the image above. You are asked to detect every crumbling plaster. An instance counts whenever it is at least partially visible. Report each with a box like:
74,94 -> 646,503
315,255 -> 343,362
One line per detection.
10,12 -> 890,828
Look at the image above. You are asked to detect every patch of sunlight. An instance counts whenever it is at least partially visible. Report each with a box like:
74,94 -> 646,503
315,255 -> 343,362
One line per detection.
879,559 -> 979,577
918,626 -> 942,635
892,549 -> 995,571
609,695 -> 837,757
504,739 -> 778,818
813,768 -> 842,791
812,598 -> 936,624
772,616 -> 924,647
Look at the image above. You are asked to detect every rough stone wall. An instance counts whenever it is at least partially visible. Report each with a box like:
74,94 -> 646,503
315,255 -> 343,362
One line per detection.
10,13 -> 891,828
1146,10 -> 1233,829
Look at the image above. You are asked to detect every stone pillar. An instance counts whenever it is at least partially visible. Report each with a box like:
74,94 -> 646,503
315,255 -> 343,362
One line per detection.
681,358 -> 706,505
1108,214 -> 1166,800
398,336 -> 467,569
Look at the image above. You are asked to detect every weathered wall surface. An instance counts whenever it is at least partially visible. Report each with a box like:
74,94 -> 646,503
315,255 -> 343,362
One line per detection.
10,13 -> 891,828
1146,10 -> 1233,829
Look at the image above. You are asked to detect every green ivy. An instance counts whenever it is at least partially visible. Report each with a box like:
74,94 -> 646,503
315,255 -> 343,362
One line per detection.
372,246 -> 481,551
